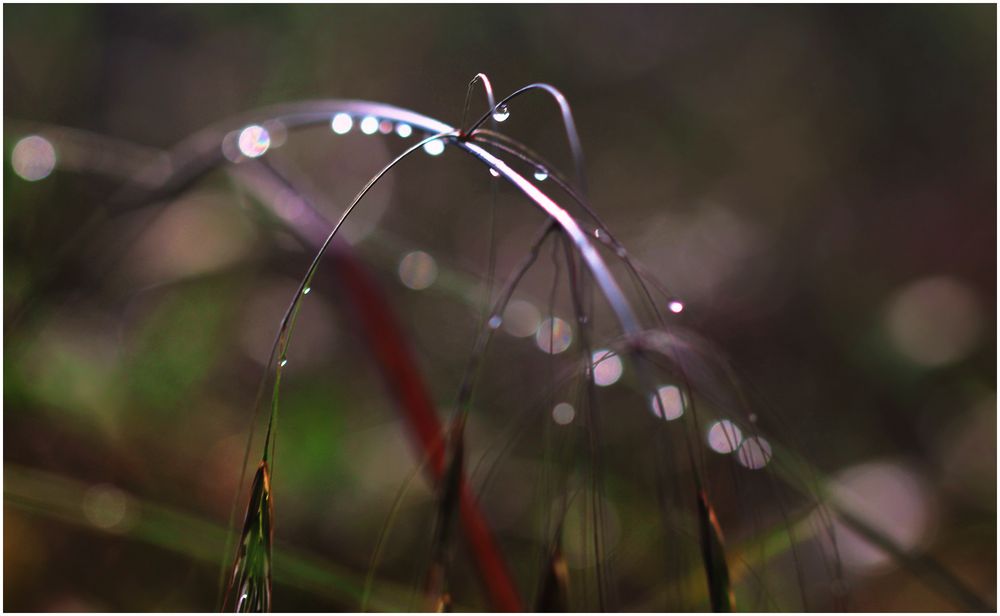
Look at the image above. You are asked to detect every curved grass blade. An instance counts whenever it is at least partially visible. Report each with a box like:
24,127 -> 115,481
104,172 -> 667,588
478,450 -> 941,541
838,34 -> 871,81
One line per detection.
696,489 -> 734,612
535,546 -> 570,613
224,461 -> 275,613
425,419 -> 466,611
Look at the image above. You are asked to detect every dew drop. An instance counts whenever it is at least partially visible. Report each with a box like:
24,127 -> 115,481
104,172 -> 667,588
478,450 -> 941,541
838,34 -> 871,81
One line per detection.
359,116 -> 379,135
398,250 -> 438,289
592,349 -> 623,386
502,300 -> 540,337
668,300 -> 684,314
423,139 -> 445,156
534,168 -> 548,181
395,123 -> 413,138
649,385 -> 684,420
593,229 -> 602,240
11,135 -> 56,181
535,317 -> 573,354
279,358 -> 288,367
303,286 -> 311,295
492,104 -> 510,122
707,420 -> 743,454
488,315 -> 503,329
552,402 -> 575,425
736,436 -> 772,470
489,168 -> 500,178
331,113 -> 353,135
237,125 -> 271,158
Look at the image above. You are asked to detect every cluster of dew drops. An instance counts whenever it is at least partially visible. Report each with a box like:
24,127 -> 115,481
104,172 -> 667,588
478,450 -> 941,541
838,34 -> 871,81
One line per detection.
228,105 -> 771,472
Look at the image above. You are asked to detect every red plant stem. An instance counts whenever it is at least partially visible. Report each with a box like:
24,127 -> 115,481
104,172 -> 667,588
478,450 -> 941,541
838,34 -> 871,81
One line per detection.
232,160 -> 522,609
330,244 -> 523,612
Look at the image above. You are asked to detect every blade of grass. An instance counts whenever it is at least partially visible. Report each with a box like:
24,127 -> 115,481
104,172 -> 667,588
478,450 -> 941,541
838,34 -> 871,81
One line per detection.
234,160 -> 524,612
696,489 -> 735,612
223,461 -> 274,612
3,464 -> 410,610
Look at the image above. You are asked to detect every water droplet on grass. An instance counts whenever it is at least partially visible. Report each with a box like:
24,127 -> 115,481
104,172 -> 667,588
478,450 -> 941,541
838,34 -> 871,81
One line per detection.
492,104 -> 510,122
399,250 -> 438,289
592,349 -> 623,386
552,402 -> 575,425
488,315 -> 503,329
650,385 -> 684,420
360,116 -> 379,135
331,113 -> 353,135
536,317 -> 572,354
237,125 -> 271,158
423,139 -> 445,156
707,420 -> 743,454
534,168 -> 548,181
668,300 -> 684,314
12,135 -> 56,181
736,436 -> 772,469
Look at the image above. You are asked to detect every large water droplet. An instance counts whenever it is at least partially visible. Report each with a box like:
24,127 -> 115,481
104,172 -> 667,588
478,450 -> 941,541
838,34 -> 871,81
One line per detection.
398,250 -> 438,289
534,168 -> 548,181
649,385 -> 684,420
423,139 -> 445,156
492,104 -> 510,122
331,113 -> 353,135
11,135 -> 56,181
736,436 -> 773,470
707,420 -> 743,454
535,317 -> 572,354
237,125 -> 271,158
303,286 -> 311,295
591,349 -> 623,386
359,116 -> 379,135
552,402 -> 575,425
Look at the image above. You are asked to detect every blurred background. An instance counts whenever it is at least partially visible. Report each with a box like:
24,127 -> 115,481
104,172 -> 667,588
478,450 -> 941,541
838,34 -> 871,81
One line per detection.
4,4 -> 995,612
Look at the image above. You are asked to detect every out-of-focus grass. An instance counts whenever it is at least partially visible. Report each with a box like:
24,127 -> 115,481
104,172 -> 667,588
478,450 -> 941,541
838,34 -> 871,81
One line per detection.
4,464 -> 412,611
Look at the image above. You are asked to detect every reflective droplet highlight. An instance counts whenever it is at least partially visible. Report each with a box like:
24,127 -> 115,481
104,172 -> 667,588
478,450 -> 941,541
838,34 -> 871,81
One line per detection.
12,135 -> 56,181
489,168 -> 500,177
237,125 -> 271,158
535,317 -> 572,354
649,385 -> 684,420
736,436 -> 772,469
534,168 -> 548,181
279,358 -> 288,367
492,104 -> 510,122
360,116 -> 379,135
487,315 -> 503,329
423,139 -> 445,156
502,300 -> 541,338
552,402 -> 575,425
668,300 -> 684,314
591,349 -> 623,386
707,420 -> 743,454
331,113 -> 353,135
398,250 -> 438,290
302,287 -> 311,295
